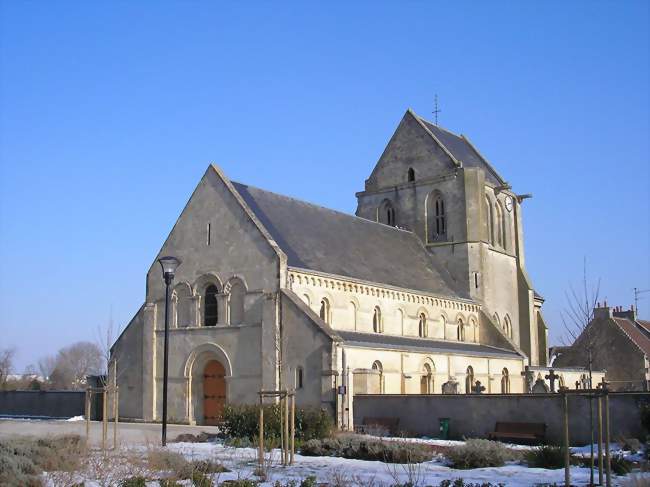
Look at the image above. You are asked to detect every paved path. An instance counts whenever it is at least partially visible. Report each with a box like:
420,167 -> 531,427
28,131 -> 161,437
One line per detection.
0,419 -> 220,447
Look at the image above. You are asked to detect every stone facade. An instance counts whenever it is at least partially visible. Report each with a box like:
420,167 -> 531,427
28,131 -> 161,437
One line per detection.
110,109 -> 567,427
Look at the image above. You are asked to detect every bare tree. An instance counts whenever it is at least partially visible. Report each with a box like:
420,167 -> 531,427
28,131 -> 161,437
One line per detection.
561,258 -> 601,347
560,257 -> 600,486
95,307 -> 117,376
49,341 -> 103,390
38,355 -> 57,383
0,347 -> 16,390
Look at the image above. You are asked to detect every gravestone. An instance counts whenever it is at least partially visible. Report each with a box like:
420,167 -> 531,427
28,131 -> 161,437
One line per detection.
545,369 -> 559,392
521,365 -> 535,393
532,377 -> 550,393
472,380 -> 486,394
441,378 -> 459,394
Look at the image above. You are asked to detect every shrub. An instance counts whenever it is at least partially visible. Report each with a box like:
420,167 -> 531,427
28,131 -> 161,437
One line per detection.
437,481 -> 505,487
189,471 -> 213,487
146,449 -> 189,473
445,439 -> 512,469
120,476 -> 147,487
0,435 -> 85,487
524,445 -> 568,469
158,480 -> 183,487
610,454 -> 633,475
221,404 -> 333,441
300,435 -> 431,463
221,480 -> 258,487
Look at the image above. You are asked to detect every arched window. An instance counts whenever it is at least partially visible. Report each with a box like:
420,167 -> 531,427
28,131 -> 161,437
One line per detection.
373,306 -> 382,333
407,168 -> 415,182
493,313 -> 501,329
378,199 -> 396,227
503,315 -> 512,339
229,280 -> 245,325
349,302 -> 357,330
295,367 -> 304,389
501,368 -> 510,393
469,318 -> 478,342
303,294 -> 311,307
319,298 -> 330,325
498,200 -> 507,250
372,360 -> 384,394
427,191 -> 446,242
204,285 -> 219,327
465,366 -> 474,394
458,318 -> 465,341
418,313 -> 427,338
495,202 -> 504,248
173,284 -> 193,328
420,362 -> 434,394
485,195 -> 494,245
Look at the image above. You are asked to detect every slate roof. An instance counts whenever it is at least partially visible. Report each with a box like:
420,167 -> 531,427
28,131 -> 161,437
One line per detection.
637,320 -> 650,337
338,330 -> 520,358
232,182 -> 467,299
416,115 -> 504,186
613,317 -> 650,357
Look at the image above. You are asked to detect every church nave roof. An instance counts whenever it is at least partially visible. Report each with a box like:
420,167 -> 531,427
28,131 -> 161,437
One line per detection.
232,181 -> 468,300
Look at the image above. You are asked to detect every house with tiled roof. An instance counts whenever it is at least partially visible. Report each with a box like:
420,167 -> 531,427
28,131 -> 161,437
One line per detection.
554,304 -> 650,391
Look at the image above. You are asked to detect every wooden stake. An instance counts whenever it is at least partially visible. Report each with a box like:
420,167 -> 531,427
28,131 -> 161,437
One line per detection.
113,387 -> 119,450
284,391 -> 289,466
563,392 -> 570,487
597,395 -> 603,486
102,387 -> 107,452
605,392 -> 611,487
85,389 -> 91,440
290,393 -> 295,465
258,395 -> 264,468
280,396 -> 284,465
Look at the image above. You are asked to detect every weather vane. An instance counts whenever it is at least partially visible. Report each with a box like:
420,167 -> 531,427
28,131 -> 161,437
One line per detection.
432,94 -> 441,126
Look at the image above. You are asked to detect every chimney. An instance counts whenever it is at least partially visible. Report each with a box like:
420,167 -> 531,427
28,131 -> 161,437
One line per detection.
593,303 -> 613,320
613,305 -> 637,321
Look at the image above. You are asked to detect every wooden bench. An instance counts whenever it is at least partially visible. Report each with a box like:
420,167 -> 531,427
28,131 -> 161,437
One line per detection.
488,422 -> 546,444
354,417 -> 400,436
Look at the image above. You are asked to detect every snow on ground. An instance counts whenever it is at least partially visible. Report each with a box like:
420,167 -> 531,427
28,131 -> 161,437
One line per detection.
163,441 -> 639,487
66,415 -> 85,422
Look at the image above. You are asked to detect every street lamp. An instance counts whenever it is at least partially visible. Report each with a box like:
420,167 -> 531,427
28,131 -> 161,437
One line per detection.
158,255 -> 181,446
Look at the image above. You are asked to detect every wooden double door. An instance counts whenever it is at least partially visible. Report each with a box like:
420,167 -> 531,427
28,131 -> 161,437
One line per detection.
203,360 -> 226,425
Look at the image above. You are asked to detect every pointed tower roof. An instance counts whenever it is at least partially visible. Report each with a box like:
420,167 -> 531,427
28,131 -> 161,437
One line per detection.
407,109 -> 506,186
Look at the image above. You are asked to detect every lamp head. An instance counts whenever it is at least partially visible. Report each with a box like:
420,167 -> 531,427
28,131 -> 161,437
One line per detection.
158,256 -> 181,284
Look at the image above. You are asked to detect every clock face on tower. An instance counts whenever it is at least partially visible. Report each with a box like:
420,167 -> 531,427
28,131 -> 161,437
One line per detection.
505,196 -> 513,212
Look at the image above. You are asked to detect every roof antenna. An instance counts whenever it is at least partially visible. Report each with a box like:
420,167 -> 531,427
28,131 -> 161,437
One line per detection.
432,94 -> 441,126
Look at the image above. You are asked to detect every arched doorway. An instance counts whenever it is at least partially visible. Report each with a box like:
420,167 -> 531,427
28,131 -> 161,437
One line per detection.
203,360 -> 226,425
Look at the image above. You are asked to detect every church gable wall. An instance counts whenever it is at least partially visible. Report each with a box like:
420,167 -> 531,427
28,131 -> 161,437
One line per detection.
364,111 -> 457,192
110,305 -> 144,420
137,166 -> 284,421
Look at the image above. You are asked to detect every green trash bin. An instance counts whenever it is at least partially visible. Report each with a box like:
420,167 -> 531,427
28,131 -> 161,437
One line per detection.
439,417 -> 450,440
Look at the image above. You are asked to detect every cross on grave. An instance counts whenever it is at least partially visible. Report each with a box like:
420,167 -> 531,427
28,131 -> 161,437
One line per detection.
575,380 -> 581,390
472,380 -> 486,394
521,365 -> 535,393
581,374 -> 591,390
545,369 -> 560,392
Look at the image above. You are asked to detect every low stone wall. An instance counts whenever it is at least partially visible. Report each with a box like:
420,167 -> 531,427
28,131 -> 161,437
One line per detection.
0,390 -> 93,420
353,392 -> 649,445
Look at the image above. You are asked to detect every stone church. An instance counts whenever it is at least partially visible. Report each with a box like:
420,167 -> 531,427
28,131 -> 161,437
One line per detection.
111,109 -> 576,427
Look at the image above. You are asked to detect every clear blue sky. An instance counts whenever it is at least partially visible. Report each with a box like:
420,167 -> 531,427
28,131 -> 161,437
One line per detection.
1,1 -> 648,371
